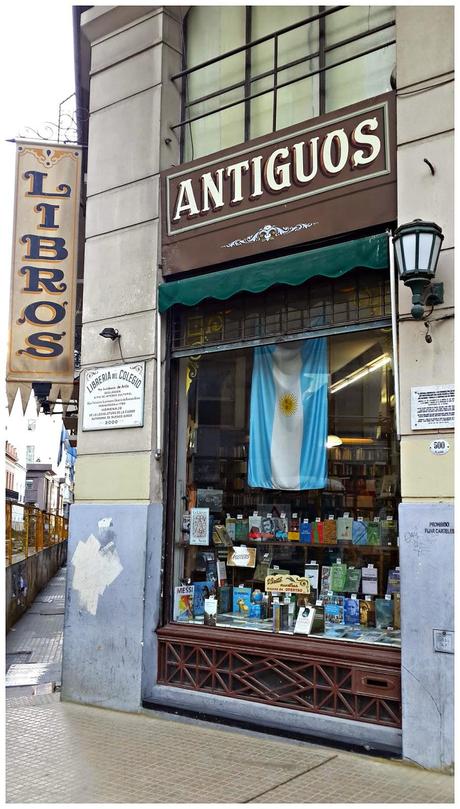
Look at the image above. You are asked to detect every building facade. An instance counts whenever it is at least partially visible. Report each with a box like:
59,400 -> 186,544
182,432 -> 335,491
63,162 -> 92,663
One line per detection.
62,5 -> 454,770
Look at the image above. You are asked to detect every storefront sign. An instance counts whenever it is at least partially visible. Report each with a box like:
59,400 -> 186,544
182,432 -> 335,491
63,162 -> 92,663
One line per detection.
82,362 -> 145,430
7,141 -> 82,384
161,93 -> 396,275
265,574 -> 311,594
411,385 -> 455,430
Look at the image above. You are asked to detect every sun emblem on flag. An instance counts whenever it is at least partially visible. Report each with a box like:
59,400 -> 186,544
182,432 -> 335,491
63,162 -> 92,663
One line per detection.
278,392 -> 298,416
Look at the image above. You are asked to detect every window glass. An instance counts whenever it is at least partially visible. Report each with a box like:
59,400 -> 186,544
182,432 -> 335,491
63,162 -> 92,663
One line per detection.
172,327 -> 400,647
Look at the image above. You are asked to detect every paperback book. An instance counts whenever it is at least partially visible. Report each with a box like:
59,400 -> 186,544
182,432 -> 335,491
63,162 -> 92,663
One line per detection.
344,597 -> 360,625
212,524 -> 233,547
217,585 -> 232,614
324,595 -> 345,627
248,514 -> 262,539
375,597 -> 394,629
359,598 -> 376,627
173,585 -> 194,621
294,605 -> 316,635
304,563 -> 320,594
362,566 -> 378,595
204,597 -> 218,626
232,586 -> 252,615
322,520 -> 337,545
380,518 -> 398,546
319,565 -> 331,597
311,521 -> 323,544
336,517 -> 353,543
366,522 -> 380,546
193,580 -> 215,617
234,517 -> 249,542
225,516 -> 237,542
261,515 -> 276,540
217,560 -> 227,586
330,562 -> 348,592
288,514 -> 300,541
344,566 -> 361,593
352,520 -> 367,545
299,521 -> 312,544
386,568 -> 400,594
274,516 -> 289,540
190,508 -> 210,546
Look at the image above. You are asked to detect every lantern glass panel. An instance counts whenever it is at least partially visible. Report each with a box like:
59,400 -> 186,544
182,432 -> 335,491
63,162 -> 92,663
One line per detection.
418,232 -> 435,271
402,233 -> 416,272
394,238 -> 405,276
430,234 -> 443,274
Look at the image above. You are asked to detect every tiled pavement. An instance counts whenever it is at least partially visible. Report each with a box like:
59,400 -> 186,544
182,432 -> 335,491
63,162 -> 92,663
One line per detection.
5,569 -> 455,804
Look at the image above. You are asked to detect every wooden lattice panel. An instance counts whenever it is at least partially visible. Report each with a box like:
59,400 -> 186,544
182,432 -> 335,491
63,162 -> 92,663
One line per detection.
157,626 -> 401,728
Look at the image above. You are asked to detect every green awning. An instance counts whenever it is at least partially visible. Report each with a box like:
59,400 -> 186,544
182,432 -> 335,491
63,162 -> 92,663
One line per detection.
158,233 -> 388,313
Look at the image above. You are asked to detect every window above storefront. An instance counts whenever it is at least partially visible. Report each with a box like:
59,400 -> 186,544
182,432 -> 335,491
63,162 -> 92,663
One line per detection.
175,5 -> 395,161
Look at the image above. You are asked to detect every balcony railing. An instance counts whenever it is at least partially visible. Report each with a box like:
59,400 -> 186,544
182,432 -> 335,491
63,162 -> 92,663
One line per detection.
5,503 -> 68,567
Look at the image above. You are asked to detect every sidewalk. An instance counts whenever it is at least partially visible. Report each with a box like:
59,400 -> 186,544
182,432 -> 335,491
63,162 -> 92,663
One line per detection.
6,570 -> 454,804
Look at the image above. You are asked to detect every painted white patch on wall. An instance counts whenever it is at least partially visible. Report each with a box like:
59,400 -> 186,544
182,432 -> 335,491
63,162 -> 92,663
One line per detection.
71,533 -> 123,615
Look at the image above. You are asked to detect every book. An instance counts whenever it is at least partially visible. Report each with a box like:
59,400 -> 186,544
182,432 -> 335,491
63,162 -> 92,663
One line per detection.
386,568 -> 400,594
319,565 -> 331,597
366,521 -> 380,546
190,508 -> 210,546
225,516 -> 237,542
323,519 -> 337,545
235,517 -> 249,542
344,597 -> 360,625
212,524 -> 233,547
362,566 -> 378,595
336,517 -> 353,543
232,586 -> 252,614
330,562 -> 348,592
274,516 -> 288,540
173,585 -> 194,621
294,605 -> 316,635
359,598 -> 376,627
375,597 -> 394,629
253,549 -> 272,582
193,580 -> 215,616
217,585 -> 232,614
204,597 -> 218,626
380,518 -> 398,546
299,522 -> 311,543
304,563 -> 320,594
352,520 -> 367,545
288,513 -> 300,541
311,603 -> 325,634
311,521 -> 323,544
261,515 -> 276,540
204,553 -> 218,586
217,560 -> 227,586
324,595 -> 345,626
344,566 -> 361,593
248,514 -> 262,539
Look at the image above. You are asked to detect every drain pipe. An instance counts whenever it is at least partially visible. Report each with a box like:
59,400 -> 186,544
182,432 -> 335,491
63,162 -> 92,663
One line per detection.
155,306 -> 162,461
387,229 -> 401,439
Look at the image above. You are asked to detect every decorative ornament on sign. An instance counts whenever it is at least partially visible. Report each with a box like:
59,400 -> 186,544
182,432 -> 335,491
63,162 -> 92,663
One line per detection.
223,221 -> 318,248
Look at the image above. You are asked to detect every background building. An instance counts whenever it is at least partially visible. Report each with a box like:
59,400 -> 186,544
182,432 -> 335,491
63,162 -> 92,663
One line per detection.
63,5 -> 454,771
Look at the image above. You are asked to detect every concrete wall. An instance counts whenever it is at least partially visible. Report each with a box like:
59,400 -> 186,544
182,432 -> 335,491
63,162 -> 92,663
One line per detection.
395,6 -> 454,771
6,542 -> 68,631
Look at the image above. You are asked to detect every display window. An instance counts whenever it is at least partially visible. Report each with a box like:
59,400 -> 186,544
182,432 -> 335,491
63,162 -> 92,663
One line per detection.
170,271 -> 400,648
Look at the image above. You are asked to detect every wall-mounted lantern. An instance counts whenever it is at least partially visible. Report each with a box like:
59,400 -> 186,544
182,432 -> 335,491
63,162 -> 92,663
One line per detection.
393,219 -> 444,320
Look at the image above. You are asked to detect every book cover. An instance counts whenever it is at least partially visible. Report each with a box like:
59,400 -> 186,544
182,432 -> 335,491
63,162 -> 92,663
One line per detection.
336,517 -> 353,543
212,524 -> 233,547
193,581 -> 215,616
225,517 -> 237,541
235,517 -> 249,542
217,585 -> 232,614
294,605 -> 316,635
362,567 -> 378,595
304,563 -> 319,593
320,565 -> 331,597
173,585 -> 194,621
299,522 -> 311,544
323,519 -> 337,545
204,553 -> 218,586
386,568 -> 400,594
375,597 -> 394,629
324,595 -> 345,626
190,508 -> 210,546
344,597 -> 360,625
330,562 -> 348,592
261,515 -> 276,540
380,518 -> 398,546
217,560 -> 227,586
232,586 -> 252,614
248,514 -> 262,539
366,521 -> 380,546
204,597 -> 218,626
288,514 -> 300,541
352,520 -> 367,545
344,566 -> 361,593
274,516 -> 288,540
359,598 -> 376,627
311,603 -> 325,634
311,521 -> 323,544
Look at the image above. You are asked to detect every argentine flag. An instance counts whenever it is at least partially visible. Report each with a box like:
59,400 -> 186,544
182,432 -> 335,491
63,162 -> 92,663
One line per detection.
248,339 -> 328,490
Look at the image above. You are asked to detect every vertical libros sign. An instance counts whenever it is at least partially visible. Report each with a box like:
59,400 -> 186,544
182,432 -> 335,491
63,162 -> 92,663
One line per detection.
7,141 -> 82,384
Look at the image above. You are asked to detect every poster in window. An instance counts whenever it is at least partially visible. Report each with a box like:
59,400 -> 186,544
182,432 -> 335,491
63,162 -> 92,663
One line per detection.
190,508 -> 210,546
